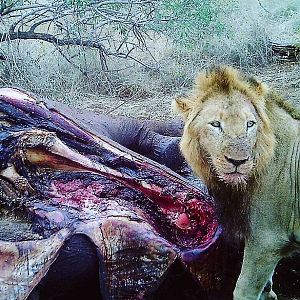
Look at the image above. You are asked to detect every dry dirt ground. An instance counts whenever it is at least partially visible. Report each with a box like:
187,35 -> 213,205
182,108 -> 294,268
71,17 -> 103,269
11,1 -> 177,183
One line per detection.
65,63 -> 300,122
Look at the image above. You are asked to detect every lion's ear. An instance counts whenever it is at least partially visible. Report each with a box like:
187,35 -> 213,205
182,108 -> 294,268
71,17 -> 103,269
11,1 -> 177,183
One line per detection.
173,96 -> 192,120
255,82 -> 268,95
247,76 -> 267,95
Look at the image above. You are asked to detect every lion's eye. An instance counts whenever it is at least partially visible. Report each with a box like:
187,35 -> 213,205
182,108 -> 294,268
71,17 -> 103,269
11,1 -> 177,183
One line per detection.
247,121 -> 256,128
209,121 -> 221,128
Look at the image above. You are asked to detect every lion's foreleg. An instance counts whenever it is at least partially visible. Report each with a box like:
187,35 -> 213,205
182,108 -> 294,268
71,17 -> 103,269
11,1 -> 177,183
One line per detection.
233,237 -> 280,300
260,276 -> 278,300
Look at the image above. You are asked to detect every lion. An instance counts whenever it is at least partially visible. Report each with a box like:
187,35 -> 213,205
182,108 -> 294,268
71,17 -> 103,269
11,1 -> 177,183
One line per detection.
174,65 -> 300,300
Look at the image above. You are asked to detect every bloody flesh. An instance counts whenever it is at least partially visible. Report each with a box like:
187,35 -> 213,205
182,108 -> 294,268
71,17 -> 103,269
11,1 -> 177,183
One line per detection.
0,88 -> 220,300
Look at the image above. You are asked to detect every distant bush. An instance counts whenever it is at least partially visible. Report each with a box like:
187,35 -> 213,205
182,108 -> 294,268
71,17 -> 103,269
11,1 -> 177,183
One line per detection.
0,0 -> 300,105
152,0 -> 235,47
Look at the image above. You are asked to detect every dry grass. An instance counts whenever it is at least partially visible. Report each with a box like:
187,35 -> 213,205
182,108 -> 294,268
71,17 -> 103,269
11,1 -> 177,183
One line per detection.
0,0 -> 300,121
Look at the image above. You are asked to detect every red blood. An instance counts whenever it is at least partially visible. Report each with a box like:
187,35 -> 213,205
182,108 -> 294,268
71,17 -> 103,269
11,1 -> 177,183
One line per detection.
175,213 -> 190,229
51,180 -> 106,207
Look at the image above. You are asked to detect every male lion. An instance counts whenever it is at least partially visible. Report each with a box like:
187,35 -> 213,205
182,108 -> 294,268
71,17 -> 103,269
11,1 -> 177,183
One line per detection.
174,66 -> 300,300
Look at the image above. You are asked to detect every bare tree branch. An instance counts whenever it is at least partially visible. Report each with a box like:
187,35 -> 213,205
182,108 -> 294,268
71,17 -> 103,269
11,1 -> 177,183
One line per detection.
257,0 -> 272,15
1,4 -> 47,16
0,31 -> 108,51
0,0 -> 159,70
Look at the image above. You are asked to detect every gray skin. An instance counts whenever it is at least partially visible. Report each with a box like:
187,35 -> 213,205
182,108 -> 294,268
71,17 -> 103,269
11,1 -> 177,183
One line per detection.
45,99 -> 184,171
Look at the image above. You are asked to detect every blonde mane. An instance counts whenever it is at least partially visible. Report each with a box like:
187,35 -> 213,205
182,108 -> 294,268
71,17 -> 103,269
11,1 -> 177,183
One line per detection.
174,65 -> 300,240
176,66 -> 278,182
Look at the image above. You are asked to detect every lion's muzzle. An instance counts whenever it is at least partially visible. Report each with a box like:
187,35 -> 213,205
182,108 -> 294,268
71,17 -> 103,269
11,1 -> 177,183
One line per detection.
224,156 -> 249,167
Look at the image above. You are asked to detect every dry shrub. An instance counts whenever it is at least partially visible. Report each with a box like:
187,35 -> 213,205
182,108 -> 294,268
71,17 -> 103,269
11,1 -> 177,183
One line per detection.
1,0 -> 300,112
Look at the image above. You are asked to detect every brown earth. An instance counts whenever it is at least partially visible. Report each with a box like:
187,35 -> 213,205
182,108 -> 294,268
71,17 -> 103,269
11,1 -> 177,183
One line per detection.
66,63 -> 300,122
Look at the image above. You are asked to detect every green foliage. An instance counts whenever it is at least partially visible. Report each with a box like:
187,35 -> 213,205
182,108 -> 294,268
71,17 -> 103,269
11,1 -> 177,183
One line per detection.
0,0 -> 19,13
273,3 -> 299,18
152,0 -> 236,48
65,0 -> 89,7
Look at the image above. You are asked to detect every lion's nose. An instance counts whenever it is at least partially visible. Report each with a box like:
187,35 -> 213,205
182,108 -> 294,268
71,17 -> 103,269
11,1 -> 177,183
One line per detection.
225,156 -> 248,167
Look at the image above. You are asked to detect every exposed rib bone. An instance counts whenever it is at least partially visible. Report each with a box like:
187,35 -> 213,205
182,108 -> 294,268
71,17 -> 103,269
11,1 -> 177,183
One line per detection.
0,165 -> 34,194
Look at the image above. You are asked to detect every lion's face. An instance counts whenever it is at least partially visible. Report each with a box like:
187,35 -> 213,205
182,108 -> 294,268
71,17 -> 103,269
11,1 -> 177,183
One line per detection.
185,91 -> 258,185
174,66 -> 277,239
174,66 -> 275,189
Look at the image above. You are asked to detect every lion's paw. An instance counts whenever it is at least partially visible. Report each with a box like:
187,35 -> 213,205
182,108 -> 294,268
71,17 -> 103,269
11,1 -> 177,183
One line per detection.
259,290 -> 278,300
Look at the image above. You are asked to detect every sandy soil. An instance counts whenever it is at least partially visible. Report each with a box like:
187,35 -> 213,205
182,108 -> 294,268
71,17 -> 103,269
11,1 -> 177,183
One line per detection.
67,63 -> 300,122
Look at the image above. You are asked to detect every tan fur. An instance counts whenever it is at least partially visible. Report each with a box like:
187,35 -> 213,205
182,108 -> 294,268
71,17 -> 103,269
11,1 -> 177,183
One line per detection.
175,65 -> 275,187
174,65 -> 300,299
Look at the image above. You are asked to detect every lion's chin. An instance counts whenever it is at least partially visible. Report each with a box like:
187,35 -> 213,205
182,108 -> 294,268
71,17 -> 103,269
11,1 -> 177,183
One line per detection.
219,172 -> 248,186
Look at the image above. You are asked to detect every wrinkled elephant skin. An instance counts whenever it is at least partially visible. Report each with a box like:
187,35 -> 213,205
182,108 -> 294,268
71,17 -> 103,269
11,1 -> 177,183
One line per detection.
0,88 -> 220,300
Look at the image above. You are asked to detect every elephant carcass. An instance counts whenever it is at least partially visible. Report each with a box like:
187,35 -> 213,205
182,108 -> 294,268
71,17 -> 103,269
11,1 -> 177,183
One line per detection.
44,98 -> 185,171
0,88 -> 220,300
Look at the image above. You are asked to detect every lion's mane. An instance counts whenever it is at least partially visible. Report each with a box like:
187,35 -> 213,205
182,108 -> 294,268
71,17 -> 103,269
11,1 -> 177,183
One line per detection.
174,66 -> 300,241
